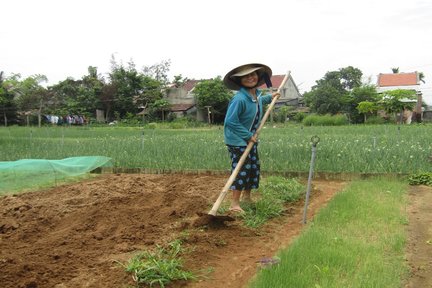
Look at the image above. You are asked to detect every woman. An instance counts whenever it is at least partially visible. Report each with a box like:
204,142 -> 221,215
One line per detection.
223,63 -> 280,213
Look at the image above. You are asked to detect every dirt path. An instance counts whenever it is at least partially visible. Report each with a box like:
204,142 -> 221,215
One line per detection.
405,185 -> 432,288
0,174 -> 430,288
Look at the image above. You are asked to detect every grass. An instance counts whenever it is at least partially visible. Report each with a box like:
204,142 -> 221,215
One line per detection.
250,178 -> 409,288
240,176 -> 305,228
121,239 -> 195,288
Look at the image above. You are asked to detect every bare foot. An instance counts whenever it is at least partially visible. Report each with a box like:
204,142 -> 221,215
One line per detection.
229,206 -> 245,213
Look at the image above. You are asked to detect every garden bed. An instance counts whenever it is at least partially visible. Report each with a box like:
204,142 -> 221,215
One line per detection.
0,173 -> 345,287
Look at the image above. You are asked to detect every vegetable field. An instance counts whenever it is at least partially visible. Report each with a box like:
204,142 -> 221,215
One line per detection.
1,124 -> 431,173
0,124 -> 431,288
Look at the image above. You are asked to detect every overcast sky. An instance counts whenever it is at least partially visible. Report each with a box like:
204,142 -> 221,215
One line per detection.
2,0 -> 432,104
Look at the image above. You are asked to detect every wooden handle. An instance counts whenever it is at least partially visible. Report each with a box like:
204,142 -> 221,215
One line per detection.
208,72 -> 290,215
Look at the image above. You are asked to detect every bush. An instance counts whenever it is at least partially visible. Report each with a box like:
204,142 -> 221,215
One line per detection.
273,107 -> 289,123
147,122 -> 158,129
292,112 -> 306,122
365,116 -> 386,124
302,114 -> 349,126
408,172 -> 432,186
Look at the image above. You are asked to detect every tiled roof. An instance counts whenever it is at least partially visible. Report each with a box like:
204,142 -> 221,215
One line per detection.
170,104 -> 195,112
182,80 -> 200,92
377,73 -> 419,87
258,75 -> 286,89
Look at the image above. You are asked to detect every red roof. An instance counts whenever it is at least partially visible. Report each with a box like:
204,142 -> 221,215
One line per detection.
258,75 -> 286,89
377,73 -> 419,87
182,80 -> 200,92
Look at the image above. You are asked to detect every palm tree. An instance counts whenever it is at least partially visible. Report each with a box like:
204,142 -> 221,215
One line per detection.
391,67 -> 399,74
418,72 -> 426,84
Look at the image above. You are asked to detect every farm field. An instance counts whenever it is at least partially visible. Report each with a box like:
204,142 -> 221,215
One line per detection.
0,173 -> 346,288
1,124 -> 431,173
1,173 -> 431,288
1,124 -> 431,287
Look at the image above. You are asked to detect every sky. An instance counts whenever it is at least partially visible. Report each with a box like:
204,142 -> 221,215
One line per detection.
2,0 -> 432,105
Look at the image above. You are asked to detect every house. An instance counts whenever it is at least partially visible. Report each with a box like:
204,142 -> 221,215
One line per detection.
258,73 -> 303,109
165,72 -> 303,122
376,72 -> 423,123
164,80 -> 199,118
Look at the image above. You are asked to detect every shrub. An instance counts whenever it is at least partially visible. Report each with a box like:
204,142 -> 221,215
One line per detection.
365,116 -> 386,124
292,112 -> 306,122
147,122 -> 158,129
408,172 -> 432,186
302,114 -> 349,126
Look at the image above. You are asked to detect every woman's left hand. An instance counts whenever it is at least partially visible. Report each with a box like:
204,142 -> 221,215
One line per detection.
272,92 -> 281,99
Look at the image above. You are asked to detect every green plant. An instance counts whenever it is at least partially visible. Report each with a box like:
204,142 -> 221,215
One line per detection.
260,176 -> 305,202
122,240 -> 195,287
241,177 -> 305,228
292,112 -> 306,122
408,172 -> 432,186
147,122 -> 158,129
242,196 -> 284,228
302,114 -> 349,126
2,124 -> 432,174
365,115 -> 386,124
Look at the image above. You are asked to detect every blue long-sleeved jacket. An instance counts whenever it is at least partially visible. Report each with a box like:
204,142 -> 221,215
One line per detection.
224,87 -> 272,146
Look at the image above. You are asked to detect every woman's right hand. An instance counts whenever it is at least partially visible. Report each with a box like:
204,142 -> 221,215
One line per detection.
249,134 -> 258,143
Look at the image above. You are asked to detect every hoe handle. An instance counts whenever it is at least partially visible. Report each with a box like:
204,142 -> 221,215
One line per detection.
208,72 -> 290,216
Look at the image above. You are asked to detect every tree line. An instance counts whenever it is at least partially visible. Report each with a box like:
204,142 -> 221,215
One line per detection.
0,57 -> 177,126
0,60 -> 424,126
303,66 -> 423,124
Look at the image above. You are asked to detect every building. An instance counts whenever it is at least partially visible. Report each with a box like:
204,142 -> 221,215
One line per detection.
376,72 -> 423,123
165,72 -> 303,122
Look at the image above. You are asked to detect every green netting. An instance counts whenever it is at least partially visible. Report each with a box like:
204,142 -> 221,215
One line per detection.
0,156 -> 112,194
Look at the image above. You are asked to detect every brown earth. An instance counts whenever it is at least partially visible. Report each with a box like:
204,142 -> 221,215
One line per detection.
0,174 -> 430,288
405,185 -> 432,288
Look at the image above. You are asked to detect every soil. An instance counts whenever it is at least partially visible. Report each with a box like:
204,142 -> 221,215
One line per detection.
0,173 -> 430,288
405,185 -> 432,288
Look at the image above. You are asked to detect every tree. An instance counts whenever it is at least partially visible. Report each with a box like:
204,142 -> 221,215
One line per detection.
0,72 -> 21,126
303,66 -> 363,118
339,66 -> 363,90
303,85 -> 345,115
150,99 -> 171,121
418,72 -> 425,84
49,78 -> 81,116
108,60 -> 149,119
172,74 -> 189,88
356,101 -> 378,122
134,76 -> 163,112
79,66 -> 104,116
391,67 -> 399,73
380,89 -> 416,124
142,59 -> 171,85
348,84 -> 380,123
14,74 -> 49,127
193,76 -> 232,123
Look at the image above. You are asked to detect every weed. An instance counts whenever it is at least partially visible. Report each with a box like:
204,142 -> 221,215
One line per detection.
122,239 -> 195,287
241,177 -> 305,228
